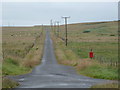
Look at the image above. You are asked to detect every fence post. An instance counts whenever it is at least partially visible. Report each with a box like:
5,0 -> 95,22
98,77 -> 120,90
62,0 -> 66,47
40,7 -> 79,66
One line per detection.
110,59 -> 112,66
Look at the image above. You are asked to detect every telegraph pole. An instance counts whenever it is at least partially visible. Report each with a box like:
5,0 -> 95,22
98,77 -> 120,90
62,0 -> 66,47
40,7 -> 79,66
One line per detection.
56,21 -> 60,37
62,16 -> 70,46
42,24 -> 44,34
50,19 -> 53,31
54,22 -> 57,35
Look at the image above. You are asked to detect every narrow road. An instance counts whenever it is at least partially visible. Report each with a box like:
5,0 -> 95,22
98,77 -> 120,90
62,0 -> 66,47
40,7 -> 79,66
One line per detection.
13,29 -> 111,88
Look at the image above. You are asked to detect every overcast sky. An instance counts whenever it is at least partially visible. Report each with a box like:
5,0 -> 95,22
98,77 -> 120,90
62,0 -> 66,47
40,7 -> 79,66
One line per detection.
1,0 -> 119,2
2,2 -> 118,26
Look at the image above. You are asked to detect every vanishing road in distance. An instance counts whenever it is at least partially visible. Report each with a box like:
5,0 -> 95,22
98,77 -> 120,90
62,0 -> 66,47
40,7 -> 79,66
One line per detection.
12,28 -> 111,88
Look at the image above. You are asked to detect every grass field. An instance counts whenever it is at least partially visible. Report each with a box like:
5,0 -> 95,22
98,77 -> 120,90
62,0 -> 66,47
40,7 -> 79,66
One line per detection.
1,21 -> 119,88
2,26 -> 45,88
51,21 -> 118,80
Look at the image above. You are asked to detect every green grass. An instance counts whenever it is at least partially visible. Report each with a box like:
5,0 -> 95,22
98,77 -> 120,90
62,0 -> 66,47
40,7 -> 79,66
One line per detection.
68,42 -> 118,60
54,38 -> 118,80
2,58 -> 31,75
52,21 -> 119,81
79,64 -> 118,80
2,77 -> 19,88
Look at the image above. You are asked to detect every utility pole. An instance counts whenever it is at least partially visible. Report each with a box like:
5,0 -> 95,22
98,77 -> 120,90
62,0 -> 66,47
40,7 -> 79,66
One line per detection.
42,24 -> 44,34
62,16 -> 70,46
56,21 -> 60,37
54,22 -> 57,35
50,19 -> 53,31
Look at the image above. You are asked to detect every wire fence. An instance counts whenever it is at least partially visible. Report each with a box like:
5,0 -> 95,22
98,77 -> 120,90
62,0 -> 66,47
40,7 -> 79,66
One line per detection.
3,30 -> 44,60
53,31 -> 119,68
94,55 -> 118,67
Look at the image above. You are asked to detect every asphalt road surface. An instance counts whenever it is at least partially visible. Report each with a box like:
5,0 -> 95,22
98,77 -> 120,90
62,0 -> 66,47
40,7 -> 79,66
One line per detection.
12,29 -> 111,88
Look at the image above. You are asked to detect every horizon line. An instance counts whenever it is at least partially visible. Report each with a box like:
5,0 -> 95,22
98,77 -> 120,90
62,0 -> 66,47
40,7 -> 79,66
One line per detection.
1,20 -> 118,27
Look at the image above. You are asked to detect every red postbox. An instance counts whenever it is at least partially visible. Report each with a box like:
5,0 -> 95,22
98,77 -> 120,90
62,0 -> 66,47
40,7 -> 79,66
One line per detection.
89,49 -> 94,59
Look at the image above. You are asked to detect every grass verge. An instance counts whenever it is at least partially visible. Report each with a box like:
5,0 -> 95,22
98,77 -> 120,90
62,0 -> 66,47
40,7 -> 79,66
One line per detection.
2,77 -> 19,88
51,33 -> 118,80
91,82 -> 119,88
2,58 -> 31,75
2,27 -> 45,88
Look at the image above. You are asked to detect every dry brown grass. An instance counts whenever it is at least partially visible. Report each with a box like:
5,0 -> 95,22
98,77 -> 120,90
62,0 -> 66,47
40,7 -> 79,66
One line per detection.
59,21 -> 118,43
22,36 -> 45,68
91,82 -> 119,88
75,58 -> 100,72
2,26 -> 45,75
2,26 -> 45,88
2,27 -> 40,60
51,33 -> 79,65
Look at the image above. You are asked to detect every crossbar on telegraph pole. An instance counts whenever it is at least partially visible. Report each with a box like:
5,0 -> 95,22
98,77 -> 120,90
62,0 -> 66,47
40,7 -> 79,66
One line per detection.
62,16 -> 70,46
